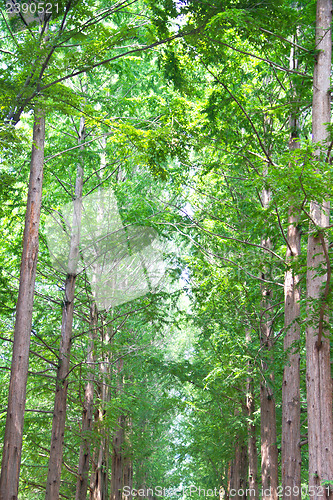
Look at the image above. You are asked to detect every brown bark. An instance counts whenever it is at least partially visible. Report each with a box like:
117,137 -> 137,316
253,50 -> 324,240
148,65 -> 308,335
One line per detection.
45,116 -> 85,500
90,323 -> 111,500
89,440 -> 108,500
122,459 -> 133,500
111,415 -> 125,500
281,110 -> 301,498
75,302 -> 97,500
0,110 -> 45,500
111,357 -> 125,500
260,344 -> 278,500
245,331 -> 258,500
228,439 -> 247,500
306,1 -> 333,498
260,186 -> 278,500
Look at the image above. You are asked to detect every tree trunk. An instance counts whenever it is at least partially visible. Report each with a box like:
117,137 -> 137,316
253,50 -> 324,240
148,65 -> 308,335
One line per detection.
245,331 -> 258,500
260,186 -> 278,500
111,357 -> 125,500
45,116 -> 85,500
90,323 -> 111,500
0,109 -> 45,500
281,107 -> 301,498
306,1 -> 333,498
228,439 -> 247,500
260,348 -> 278,500
122,458 -> 133,500
111,415 -> 125,500
75,301 -> 97,500
90,441 -> 108,500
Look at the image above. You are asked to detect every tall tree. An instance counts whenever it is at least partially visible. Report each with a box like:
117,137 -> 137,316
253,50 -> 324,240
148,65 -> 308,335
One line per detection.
0,109 -> 45,500
281,44 -> 302,498
246,330 -> 258,500
75,301 -> 97,500
306,0 -> 333,498
45,115 -> 85,500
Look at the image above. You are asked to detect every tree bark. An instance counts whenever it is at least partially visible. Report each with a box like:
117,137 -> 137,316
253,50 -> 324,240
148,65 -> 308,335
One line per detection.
111,357 -> 125,500
306,1 -> 333,498
89,438 -> 108,500
123,458 -> 133,500
260,186 -> 278,500
111,415 -> 125,500
281,105 -> 301,498
45,116 -> 85,500
260,340 -> 278,500
245,331 -> 258,500
0,109 -> 45,500
228,439 -> 247,500
90,323 -> 111,500
75,301 -> 97,500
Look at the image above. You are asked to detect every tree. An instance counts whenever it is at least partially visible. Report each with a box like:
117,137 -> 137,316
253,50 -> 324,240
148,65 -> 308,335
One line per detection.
306,1 -> 333,498
45,114 -> 85,500
0,109 -> 45,500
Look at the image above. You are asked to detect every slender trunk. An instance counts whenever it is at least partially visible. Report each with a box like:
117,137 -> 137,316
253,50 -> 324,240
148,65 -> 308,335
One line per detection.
45,116 -> 85,500
281,203 -> 301,500
122,415 -> 133,500
281,89 -> 301,497
111,358 -> 125,500
260,185 -> 278,500
0,109 -> 45,500
90,323 -> 111,500
220,466 -> 229,500
228,439 -> 247,500
245,331 -> 258,500
306,1 -> 333,498
260,355 -> 278,500
75,301 -> 97,500
111,415 -> 125,500
122,458 -> 133,500
90,439 -> 108,500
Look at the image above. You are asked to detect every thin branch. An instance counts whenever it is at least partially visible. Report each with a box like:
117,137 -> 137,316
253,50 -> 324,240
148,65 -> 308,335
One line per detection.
44,132 -> 114,163
39,27 -> 202,93
258,27 -> 311,53
179,218 -> 285,262
0,7 -> 19,47
25,408 -> 53,414
200,61 -> 273,164
274,205 -> 293,255
206,37 -> 310,77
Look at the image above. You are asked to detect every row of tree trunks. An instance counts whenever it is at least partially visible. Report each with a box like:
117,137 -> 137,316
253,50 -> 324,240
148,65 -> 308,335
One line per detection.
220,5 -> 333,495
0,109 -> 45,500
88,329 -> 129,500
234,4 -> 333,500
